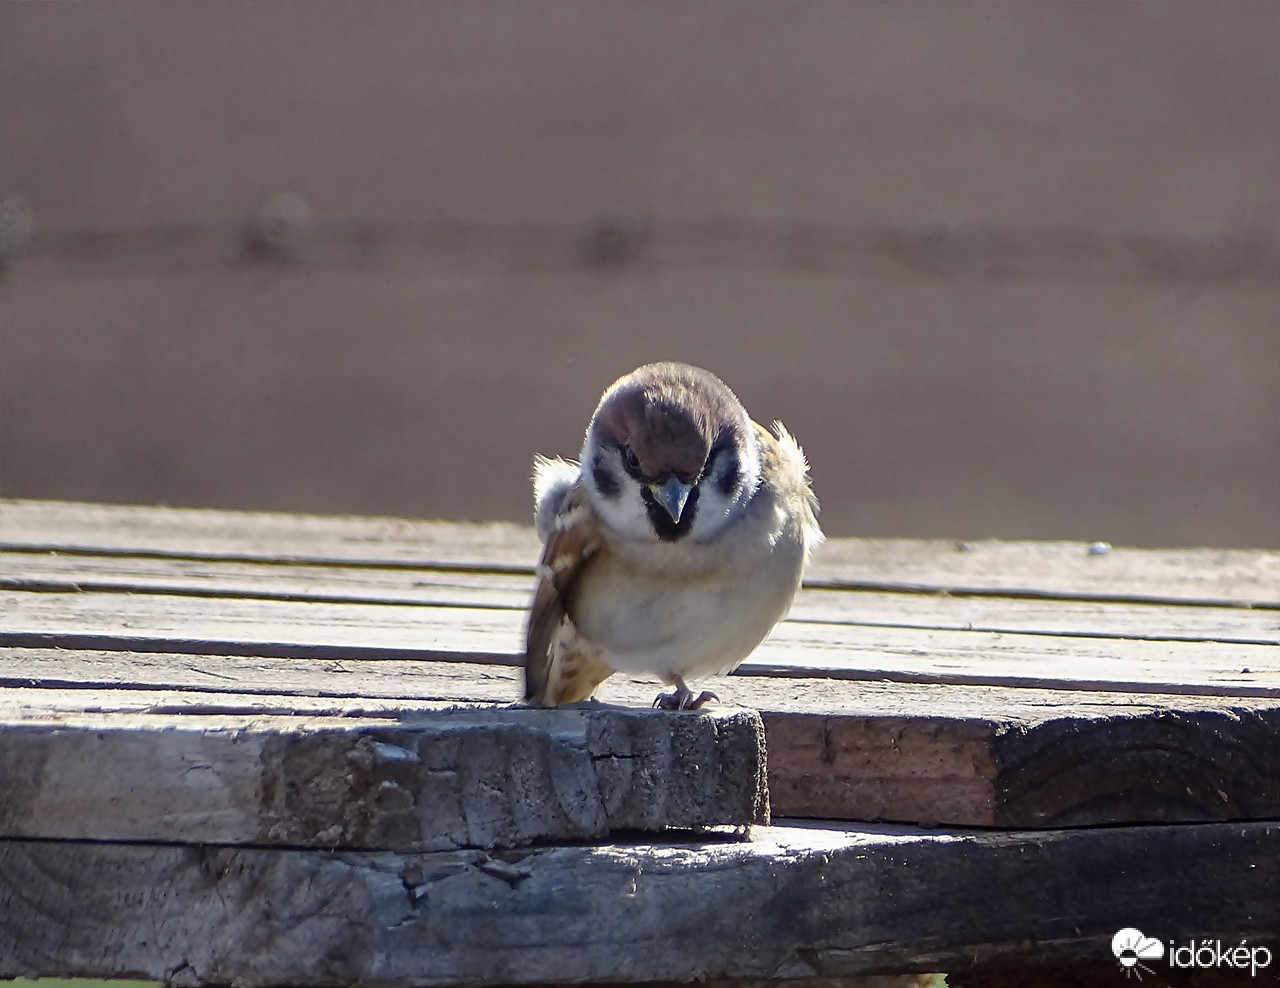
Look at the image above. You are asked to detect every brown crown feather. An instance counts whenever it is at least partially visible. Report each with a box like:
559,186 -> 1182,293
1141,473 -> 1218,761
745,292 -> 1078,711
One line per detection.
589,362 -> 746,480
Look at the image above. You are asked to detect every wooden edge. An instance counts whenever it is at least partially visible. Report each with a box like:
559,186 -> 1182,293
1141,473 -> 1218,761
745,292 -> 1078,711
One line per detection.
0,704 -> 767,850
762,702 -> 1280,827
3,644 -> 1280,829
0,820 -> 1274,985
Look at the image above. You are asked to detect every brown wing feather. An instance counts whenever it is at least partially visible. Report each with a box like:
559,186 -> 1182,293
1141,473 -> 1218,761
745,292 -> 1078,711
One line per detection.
523,480 -> 602,702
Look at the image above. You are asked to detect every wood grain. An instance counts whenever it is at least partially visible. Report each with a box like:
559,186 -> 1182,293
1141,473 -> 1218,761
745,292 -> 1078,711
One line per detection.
6,548 -> 1278,644
4,589 -> 1276,696
2,548 -> 535,608
0,702 -> 766,850
946,965 -> 1259,988
0,821 -> 1273,985
811,537 -> 1280,607
4,648 -> 1277,721
762,704 -> 1280,828
0,498 -> 541,569
3,499 -> 1278,832
3,647 -> 1279,830
5,499 -> 1278,604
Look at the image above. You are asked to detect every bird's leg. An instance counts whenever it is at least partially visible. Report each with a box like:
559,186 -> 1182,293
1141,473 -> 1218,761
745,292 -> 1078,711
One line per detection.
653,675 -> 720,711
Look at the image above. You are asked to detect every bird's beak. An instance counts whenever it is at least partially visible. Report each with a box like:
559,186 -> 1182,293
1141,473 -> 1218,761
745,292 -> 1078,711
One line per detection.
649,477 -> 693,523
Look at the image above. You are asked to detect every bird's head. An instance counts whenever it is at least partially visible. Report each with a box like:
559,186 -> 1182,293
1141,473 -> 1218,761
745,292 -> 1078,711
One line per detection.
581,362 -> 760,543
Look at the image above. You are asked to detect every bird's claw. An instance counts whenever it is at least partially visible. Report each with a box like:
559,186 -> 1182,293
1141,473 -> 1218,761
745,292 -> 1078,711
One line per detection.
652,687 -> 720,711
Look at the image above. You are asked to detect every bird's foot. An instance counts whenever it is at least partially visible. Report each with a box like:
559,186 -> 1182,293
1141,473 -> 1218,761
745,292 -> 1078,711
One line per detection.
653,678 -> 720,711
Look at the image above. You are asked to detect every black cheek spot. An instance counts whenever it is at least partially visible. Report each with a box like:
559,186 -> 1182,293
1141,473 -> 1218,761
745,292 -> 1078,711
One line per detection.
592,458 -> 622,499
716,453 -> 742,497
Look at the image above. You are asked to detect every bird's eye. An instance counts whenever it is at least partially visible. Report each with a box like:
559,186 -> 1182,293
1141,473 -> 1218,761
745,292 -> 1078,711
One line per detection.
619,445 -> 640,473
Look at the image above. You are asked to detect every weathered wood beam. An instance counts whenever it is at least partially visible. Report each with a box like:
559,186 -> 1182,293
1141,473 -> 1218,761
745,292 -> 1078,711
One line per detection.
0,703 -> 767,850
763,702 -> 1280,827
0,821 -> 1274,986
2,648 -> 1279,831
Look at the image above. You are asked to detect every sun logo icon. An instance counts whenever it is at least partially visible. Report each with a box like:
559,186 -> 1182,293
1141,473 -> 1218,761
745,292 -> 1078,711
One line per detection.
1112,927 -> 1165,980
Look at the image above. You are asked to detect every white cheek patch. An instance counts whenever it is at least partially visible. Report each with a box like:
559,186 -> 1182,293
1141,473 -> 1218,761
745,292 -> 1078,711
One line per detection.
581,426 -> 762,544
687,430 -> 759,542
591,473 -> 656,541
580,436 -> 656,541
686,489 -> 734,540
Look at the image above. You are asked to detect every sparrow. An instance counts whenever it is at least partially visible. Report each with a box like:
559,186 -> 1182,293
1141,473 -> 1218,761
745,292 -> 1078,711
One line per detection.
524,361 -> 823,709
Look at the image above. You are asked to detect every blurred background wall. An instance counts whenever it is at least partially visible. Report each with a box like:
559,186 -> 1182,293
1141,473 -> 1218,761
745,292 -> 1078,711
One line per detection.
1,1 -> 1277,548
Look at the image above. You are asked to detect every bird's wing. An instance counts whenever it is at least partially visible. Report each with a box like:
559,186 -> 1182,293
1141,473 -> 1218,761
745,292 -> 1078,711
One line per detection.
523,479 -> 602,702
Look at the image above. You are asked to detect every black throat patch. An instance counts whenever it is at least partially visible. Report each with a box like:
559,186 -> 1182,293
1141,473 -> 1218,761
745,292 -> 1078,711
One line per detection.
641,482 -> 700,541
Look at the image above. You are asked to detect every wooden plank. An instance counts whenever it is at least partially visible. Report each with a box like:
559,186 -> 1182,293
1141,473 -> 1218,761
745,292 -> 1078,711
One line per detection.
0,588 -> 523,663
0,701 -> 766,850
6,548 -> 1278,644
749,626 -> 1279,697
0,821 -> 1274,985
0,498 -> 541,570
3,589 -> 1277,696
8,645 -> 1276,719
4,649 -> 1280,829
1,549 -> 534,608
762,704 -> 1280,828
5,499 -> 1278,605
811,537 -> 1280,607
0,689 -> 483,719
